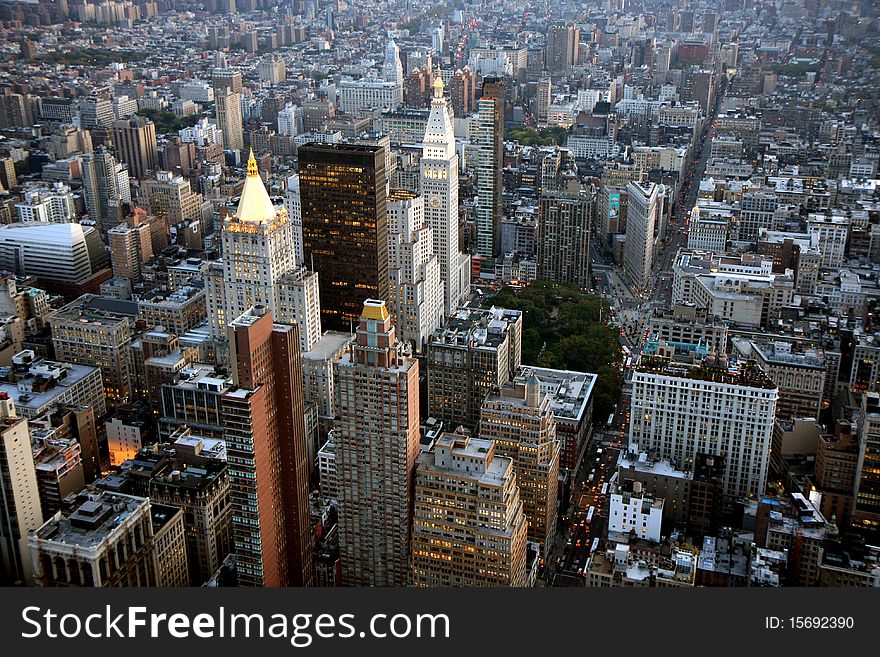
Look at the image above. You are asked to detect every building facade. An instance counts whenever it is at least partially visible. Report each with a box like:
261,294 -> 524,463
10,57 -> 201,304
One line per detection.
334,300 -> 419,586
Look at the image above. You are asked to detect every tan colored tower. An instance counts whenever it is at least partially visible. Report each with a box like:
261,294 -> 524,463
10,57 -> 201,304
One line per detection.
334,300 -> 420,586
111,115 -> 157,180
0,394 -> 42,585
479,374 -> 560,552
411,432 -> 528,587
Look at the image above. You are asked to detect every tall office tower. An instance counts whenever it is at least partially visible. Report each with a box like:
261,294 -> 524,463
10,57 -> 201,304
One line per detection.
142,172 -> 209,228
108,222 -> 153,284
78,96 -> 114,130
212,68 -> 243,95
427,307 -> 523,432
213,69 -> 244,151
448,67 -> 476,118
545,23 -> 580,72
301,98 -> 335,132
623,180 -> 659,296
334,300 -> 419,586
537,182 -> 593,289
277,104 -> 301,137
50,297 -> 134,407
474,77 -> 504,257
404,67 -> 432,108
535,77 -> 552,119
0,156 -> 17,191
383,37 -> 405,89
112,115 -> 157,180
629,354 -> 779,498
421,75 -> 471,316
853,393 -> 880,538
300,143 -> 389,331
209,151 -> 320,352
0,394 -> 42,586
258,54 -> 286,86
215,90 -> 244,151
283,173 -> 304,267
479,376 -> 560,551
225,306 -> 313,587
81,146 -> 131,233
386,189 -> 443,352
410,432 -> 528,587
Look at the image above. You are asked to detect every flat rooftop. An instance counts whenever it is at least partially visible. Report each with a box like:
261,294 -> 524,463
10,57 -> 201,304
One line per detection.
518,366 -> 596,421
635,354 -> 778,390
430,306 -> 522,350
34,491 -> 148,549
52,294 -> 137,325
302,330 -> 353,362
0,360 -> 100,415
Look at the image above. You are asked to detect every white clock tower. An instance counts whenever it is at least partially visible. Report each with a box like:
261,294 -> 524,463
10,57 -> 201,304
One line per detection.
420,73 -> 471,317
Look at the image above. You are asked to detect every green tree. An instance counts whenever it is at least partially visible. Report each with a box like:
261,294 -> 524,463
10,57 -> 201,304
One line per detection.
486,281 -> 622,423
136,108 -> 201,134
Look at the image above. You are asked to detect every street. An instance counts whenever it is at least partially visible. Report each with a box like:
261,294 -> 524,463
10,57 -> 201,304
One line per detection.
548,80 -> 727,586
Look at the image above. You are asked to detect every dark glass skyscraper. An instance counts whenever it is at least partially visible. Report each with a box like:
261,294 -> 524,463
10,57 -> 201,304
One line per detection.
299,143 -> 389,331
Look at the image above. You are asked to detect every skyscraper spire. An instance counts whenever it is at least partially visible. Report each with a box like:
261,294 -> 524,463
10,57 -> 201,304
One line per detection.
432,66 -> 445,98
421,66 -> 471,318
236,149 -> 277,223
382,37 -> 403,86
247,147 -> 258,177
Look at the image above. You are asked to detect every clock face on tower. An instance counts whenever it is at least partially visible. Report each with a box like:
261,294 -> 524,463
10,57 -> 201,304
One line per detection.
430,195 -> 442,209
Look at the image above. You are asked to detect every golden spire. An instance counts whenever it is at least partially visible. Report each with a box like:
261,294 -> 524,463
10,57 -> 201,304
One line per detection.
247,148 -> 258,177
235,148 -> 278,223
433,66 -> 444,98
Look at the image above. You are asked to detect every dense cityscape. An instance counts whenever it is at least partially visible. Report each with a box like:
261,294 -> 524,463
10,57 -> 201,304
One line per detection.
0,0 -> 876,590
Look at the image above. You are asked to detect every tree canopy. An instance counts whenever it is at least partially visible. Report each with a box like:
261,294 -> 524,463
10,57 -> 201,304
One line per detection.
136,108 -> 201,134
505,126 -> 568,146
489,281 -> 623,423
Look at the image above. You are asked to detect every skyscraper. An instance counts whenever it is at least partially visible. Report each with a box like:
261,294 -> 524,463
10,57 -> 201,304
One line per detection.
258,54 -> 286,86
853,393 -> 880,538
479,375 -> 560,551
545,23 -> 580,72
215,90 -> 244,151
142,171 -> 209,229
50,297 -> 135,407
411,432 -> 528,587
81,146 -> 131,233
386,189 -> 443,352
538,181 -> 593,289
111,115 -> 158,180
334,300 -> 419,586
300,143 -> 389,331
448,67 -> 476,118
427,306 -> 523,432
225,306 -> 313,587
629,353 -> 778,498
283,173 -> 304,267
382,38 -> 405,90
0,393 -> 42,586
623,180 -> 659,295
213,69 -> 244,152
474,77 -> 504,258
108,221 -> 153,284
209,151 -> 320,353
420,74 -> 470,316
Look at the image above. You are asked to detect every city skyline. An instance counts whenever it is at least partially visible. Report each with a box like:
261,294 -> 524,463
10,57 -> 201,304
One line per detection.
0,0 -> 878,591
